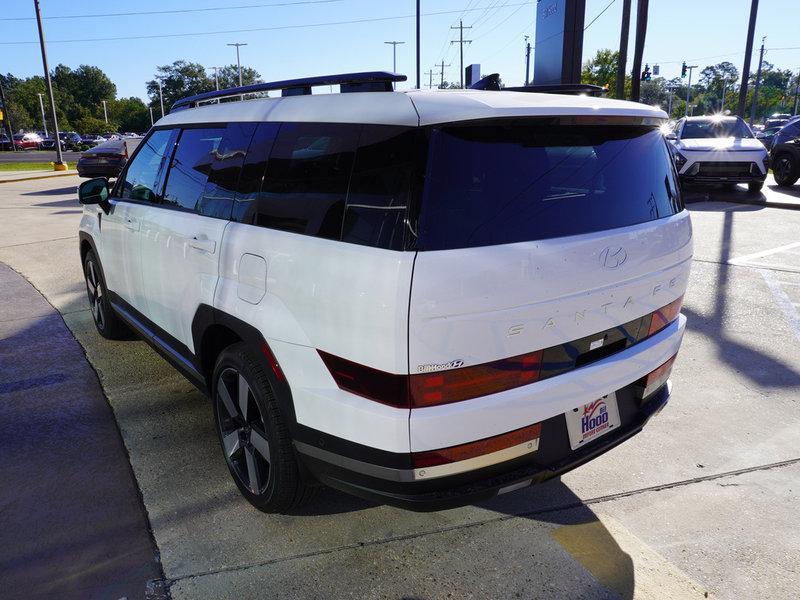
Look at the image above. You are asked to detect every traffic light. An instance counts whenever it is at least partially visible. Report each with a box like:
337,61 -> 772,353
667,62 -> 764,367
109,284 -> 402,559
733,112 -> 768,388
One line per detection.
681,62 -> 687,78
641,64 -> 651,81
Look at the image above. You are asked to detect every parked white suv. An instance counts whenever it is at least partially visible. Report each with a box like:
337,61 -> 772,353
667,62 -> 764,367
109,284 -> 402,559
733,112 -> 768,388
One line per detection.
77,72 -> 691,513
667,115 -> 769,192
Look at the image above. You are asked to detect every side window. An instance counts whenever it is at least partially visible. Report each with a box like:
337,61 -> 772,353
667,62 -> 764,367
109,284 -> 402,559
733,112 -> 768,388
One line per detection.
161,128 -> 226,212
244,122 -> 360,240
342,126 -> 423,250
198,123 -> 257,219
120,129 -> 174,203
231,122 -> 281,224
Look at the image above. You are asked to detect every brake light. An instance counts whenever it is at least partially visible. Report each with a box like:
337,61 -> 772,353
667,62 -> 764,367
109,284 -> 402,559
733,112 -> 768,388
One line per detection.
412,422 -> 542,468
408,350 -> 542,408
636,353 -> 677,399
317,350 -> 409,408
648,295 -> 683,337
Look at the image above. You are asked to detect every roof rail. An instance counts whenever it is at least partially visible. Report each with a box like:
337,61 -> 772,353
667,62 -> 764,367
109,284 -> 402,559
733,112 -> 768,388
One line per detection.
171,71 -> 406,111
469,74 -> 606,97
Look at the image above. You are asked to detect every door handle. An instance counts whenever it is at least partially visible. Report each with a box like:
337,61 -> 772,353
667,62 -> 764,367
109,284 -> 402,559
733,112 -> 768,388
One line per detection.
124,217 -> 140,231
188,236 -> 216,253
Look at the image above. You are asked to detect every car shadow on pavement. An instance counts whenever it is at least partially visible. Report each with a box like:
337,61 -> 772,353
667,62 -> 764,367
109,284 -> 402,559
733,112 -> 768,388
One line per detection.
682,183 -> 766,204
23,186 -> 78,197
33,198 -> 80,208
767,183 -> 800,198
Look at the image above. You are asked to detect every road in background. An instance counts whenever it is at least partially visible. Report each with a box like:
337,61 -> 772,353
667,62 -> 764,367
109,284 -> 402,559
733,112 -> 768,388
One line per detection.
0,175 -> 798,599
0,151 -> 83,164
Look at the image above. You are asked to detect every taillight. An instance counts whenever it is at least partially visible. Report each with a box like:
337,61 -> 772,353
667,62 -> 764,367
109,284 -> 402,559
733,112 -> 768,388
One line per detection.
408,350 -> 542,408
647,295 -> 683,337
317,350 -> 409,408
411,422 -> 542,469
636,353 -> 677,399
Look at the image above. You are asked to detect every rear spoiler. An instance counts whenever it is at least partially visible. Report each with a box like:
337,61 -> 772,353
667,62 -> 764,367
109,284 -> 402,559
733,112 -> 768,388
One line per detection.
470,74 -> 606,97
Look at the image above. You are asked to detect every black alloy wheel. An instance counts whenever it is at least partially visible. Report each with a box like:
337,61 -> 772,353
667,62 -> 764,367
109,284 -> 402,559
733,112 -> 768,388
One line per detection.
83,250 -> 130,339
773,155 -> 799,187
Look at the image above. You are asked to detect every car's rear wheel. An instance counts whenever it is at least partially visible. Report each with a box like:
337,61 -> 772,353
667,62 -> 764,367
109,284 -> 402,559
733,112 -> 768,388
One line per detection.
748,181 -> 764,193
212,343 -> 317,513
773,154 -> 799,188
83,250 -> 131,340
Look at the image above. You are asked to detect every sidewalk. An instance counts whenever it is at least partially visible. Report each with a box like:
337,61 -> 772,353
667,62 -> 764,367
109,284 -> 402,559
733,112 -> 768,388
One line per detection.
0,263 -> 164,600
0,170 -> 79,184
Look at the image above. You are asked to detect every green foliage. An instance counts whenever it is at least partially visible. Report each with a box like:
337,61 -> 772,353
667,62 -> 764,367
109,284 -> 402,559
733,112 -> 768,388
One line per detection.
581,48 -> 622,96
74,115 -> 116,135
146,61 -> 213,112
214,64 -> 262,90
109,97 -> 150,133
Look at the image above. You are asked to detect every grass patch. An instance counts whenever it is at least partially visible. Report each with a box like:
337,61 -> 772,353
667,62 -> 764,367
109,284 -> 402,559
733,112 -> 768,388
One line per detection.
0,162 -> 61,172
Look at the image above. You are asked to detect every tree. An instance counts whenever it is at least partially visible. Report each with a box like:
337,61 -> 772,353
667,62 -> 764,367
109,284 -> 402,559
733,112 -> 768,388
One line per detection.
698,62 -> 739,112
109,97 -> 150,133
75,115 -> 116,135
581,49 -> 620,96
146,61 -> 212,114
215,64 -> 261,90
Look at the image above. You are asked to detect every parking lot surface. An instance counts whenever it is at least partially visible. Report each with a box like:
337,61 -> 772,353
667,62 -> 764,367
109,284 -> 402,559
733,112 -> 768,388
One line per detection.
1,176 -> 799,599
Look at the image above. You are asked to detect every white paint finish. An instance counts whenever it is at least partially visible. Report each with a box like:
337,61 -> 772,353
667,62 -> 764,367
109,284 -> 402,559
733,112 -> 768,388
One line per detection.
267,339 -> 411,452
760,269 -> 800,344
237,253 -> 267,305
408,213 -> 693,369
139,208 -> 228,352
94,200 -> 150,312
216,222 -> 414,373
409,316 -> 686,452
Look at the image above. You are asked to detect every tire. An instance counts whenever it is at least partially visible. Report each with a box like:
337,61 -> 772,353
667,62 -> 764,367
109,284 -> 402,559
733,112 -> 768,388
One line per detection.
83,250 -> 131,340
748,181 -> 764,193
212,343 -> 317,513
773,154 -> 799,188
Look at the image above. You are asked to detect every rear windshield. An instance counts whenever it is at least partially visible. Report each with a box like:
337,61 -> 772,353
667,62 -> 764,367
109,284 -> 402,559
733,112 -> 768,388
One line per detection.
417,122 -> 682,251
681,119 -> 751,139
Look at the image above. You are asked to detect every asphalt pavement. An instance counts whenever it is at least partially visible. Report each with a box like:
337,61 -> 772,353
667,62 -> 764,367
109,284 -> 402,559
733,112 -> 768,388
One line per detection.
1,175 -> 799,599
0,150 -> 83,164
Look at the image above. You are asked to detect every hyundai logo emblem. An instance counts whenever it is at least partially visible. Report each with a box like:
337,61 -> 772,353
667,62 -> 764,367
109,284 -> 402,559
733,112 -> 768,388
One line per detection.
599,246 -> 628,269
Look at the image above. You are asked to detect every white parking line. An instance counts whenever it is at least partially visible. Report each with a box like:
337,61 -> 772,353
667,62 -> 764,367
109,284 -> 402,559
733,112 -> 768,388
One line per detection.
761,269 -> 800,344
730,241 -> 800,266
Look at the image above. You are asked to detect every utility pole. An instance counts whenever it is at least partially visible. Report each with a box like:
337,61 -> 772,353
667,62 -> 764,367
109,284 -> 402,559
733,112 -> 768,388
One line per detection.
425,69 -> 434,89
149,106 -> 154,127
629,0 -> 649,102
737,0 -> 759,117
524,36 -> 532,86
33,0 -> 63,168
616,0 -> 632,99
0,80 -> 16,151
416,0 -> 421,89
450,20 -> 473,89
437,59 -> 451,88
212,66 -> 220,90
749,37 -> 766,126
37,93 -> 48,137
157,80 -> 165,117
793,68 -> 800,115
684,65 -> 697,117
227,42 -> 247,86
667,86 -> 674,117
102,99 -> 108,123
384,41 -> 405,73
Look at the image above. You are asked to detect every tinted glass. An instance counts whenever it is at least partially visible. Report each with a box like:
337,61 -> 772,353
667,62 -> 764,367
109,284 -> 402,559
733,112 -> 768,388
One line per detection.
418,123 -> 682,251
231,122 -> 280,224
162,128 -> 225,211
120,129 -> 174,203
198,123 -> 257,219
246,122 -> 359,239
342,126 -> 424,250
681,118 -> 751,139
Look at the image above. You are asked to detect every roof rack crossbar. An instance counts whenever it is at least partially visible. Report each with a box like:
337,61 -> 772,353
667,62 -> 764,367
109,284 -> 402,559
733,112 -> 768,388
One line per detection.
469,74 -> 606,97
172,71 -> 406,110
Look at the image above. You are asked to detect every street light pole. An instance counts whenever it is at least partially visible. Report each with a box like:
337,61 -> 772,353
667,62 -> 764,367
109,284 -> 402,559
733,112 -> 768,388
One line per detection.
524,36 -> 531,86
416,0 -> 421,89
749,37 -> 766,126
102,99 -> 108,123
212,66 -> 220,90
157,79 -> 165,117
33,0 -> 63,167
227,43 -> 247,86
737,0 -> 759,117
37,93 -> 48,137
684,65 -> 697,117
149,106 -> 154,127
384,41 -> 405,73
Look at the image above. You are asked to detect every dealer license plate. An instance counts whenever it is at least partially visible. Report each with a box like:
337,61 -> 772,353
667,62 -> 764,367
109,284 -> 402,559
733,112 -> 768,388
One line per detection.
564,393 -> 621,451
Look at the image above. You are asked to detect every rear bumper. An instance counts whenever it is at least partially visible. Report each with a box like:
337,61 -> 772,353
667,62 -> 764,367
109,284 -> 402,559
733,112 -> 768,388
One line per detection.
296,382 -> 670,511
76,160 -> 124,178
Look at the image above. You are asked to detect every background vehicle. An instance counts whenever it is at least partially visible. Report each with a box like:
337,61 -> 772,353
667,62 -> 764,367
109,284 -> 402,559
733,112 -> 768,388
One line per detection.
76,136 -> 142,178
81,134 -> 106,146
769,119 -> 800,152
755,125 -> 782,149
667,115 -> 768,192
771,133 -> 800,188
78,73 -> 690,513
0,133 -> 11,151
13,132 -> 43,150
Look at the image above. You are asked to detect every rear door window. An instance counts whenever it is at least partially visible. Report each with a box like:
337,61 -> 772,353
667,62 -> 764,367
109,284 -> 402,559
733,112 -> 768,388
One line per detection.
161,127 -> 226,212
198,123 -> 257,219
342,126 -> 424,251
243,122 -> 360,240
418,121 -> 682,251
119,129 -> 175,203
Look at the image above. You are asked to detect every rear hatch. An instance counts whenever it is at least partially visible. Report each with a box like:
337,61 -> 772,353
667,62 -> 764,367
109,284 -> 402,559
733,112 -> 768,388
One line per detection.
408,117 -> 692,402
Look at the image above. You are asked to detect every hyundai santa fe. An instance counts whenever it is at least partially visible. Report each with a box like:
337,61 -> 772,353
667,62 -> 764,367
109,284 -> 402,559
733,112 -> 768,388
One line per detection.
77,72 -> 691,513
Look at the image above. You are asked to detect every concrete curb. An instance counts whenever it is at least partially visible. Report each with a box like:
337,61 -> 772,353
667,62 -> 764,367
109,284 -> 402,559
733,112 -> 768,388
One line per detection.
0,171 -> 78,184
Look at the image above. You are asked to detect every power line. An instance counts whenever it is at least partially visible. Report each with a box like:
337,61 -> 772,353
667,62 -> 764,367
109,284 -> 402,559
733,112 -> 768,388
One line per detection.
0,0 -> 343,21
0,2 -> 535,45
584,0 -> 616,30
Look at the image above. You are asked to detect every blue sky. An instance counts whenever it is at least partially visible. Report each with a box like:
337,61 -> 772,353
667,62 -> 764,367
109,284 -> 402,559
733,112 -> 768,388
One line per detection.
3,0 -> 799,101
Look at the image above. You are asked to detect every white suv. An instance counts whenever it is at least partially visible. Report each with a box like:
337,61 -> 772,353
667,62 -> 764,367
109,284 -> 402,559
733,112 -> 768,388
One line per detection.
667,115 -> 769,192
77,72 -> 691,513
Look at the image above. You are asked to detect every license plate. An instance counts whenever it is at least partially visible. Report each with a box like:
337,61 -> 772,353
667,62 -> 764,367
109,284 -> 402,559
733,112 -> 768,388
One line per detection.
564,393 -> 621,450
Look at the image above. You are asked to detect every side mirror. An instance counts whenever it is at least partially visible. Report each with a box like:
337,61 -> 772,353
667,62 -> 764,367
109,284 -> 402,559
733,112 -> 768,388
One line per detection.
78,177 -> 109,205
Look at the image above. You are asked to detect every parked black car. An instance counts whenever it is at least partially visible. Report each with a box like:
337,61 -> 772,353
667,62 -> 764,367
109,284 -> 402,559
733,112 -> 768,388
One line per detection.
76,137 -> 142,178
0,133 -> 11,151
771,133 -> 800,188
